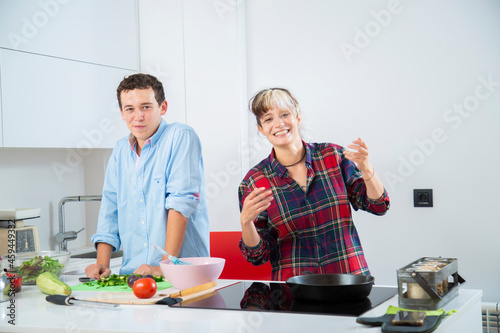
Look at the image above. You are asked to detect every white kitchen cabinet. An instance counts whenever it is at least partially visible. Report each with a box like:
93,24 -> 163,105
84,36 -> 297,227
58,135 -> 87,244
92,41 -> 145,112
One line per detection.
181,1 -> 246,231
138,0 -> 187,125
0,48 -> 132,148
0,0 -> 139,70
0,51 -> 3,147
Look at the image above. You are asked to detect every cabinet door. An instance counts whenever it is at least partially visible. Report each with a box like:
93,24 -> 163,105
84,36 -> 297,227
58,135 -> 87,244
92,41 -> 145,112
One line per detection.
0,51 -> 3,146
0,0 -> 139,70
181,1 -> 245,231
0,48 -> 132,148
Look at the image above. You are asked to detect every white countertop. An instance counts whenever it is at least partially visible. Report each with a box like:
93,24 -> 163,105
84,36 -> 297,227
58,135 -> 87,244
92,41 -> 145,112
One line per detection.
0,259 -> 483,333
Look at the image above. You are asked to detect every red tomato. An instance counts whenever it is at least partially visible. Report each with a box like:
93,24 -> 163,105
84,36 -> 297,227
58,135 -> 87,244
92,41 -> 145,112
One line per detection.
6,273 -> 22,293
132,277 -> 157,299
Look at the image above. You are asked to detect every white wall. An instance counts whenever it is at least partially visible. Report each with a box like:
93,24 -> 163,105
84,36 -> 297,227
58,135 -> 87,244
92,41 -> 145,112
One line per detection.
0,148 -> 108,251
245,0 -> 500,301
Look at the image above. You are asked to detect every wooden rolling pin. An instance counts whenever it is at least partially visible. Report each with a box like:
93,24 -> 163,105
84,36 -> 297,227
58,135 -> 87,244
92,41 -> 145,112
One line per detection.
169,281 -> 217,298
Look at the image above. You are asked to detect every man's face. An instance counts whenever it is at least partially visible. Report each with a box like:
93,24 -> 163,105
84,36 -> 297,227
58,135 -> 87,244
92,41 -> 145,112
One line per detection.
120,88 -> 167,146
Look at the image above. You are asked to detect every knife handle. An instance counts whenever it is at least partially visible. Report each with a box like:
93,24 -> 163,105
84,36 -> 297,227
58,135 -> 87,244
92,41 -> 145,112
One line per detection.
46,295 -> 73,305
79,277 -> 95,283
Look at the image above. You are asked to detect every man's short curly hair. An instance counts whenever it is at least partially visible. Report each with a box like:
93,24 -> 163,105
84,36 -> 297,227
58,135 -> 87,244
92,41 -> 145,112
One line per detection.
116,73 -> 165,109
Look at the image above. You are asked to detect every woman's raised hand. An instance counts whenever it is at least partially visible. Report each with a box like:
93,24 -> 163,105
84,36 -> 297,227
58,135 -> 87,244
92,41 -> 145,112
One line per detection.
344,137 -> 372,174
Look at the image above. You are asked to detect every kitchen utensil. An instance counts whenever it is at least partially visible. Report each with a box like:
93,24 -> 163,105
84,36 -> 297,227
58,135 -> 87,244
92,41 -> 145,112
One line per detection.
156,281 -> 218,305
285,273 -> 374,303
150,242 -> 192,265
78,277 -> 96,283
169,281 -> 216,298
397,257 -> 465,310
46,295 -> 120,308
356,305 -> 446,333
159,257 -> 225,290
1,250 -> 71,285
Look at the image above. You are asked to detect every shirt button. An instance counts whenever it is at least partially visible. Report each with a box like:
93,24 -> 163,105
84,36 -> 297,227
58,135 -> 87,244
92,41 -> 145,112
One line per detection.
138,177 -> 141,181
144,243 -> 147,247
142,221 -> 145,224
140,199 -> 143,203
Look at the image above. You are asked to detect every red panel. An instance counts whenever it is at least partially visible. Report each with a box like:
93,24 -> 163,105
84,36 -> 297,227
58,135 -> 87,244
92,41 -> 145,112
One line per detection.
210,231 -> 272,280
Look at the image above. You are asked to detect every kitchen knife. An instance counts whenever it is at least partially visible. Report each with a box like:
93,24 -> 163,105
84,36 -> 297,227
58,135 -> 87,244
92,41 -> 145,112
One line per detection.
46,295 -> 120,308
78,277 -> 96,283
156,288 -> 217,306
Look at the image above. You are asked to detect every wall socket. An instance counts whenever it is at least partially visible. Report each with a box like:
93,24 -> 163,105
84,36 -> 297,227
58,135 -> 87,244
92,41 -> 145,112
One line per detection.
414,189 -> 433,207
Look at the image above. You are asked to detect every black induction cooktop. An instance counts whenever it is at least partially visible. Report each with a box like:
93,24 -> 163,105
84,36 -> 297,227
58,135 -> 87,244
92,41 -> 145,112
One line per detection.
171,282 -> 398,317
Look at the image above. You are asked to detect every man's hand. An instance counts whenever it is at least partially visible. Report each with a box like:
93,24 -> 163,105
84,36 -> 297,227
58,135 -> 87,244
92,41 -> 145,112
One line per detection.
85,263 -> 111,279
133,264 -> 163,276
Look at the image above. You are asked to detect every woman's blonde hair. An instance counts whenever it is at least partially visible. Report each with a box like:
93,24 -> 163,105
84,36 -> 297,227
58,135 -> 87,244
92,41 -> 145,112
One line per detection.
249,88 -> 301,126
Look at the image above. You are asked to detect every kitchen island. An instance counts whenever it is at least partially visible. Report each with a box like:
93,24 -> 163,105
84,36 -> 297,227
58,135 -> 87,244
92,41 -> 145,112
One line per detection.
0,259 -> 482,333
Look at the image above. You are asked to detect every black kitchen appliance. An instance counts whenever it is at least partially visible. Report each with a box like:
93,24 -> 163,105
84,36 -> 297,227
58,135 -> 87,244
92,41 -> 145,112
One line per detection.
171,281 -> 397,317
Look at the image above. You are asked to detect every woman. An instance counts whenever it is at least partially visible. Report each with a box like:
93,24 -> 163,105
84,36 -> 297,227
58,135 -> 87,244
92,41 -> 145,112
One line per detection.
238,88 -> 390,281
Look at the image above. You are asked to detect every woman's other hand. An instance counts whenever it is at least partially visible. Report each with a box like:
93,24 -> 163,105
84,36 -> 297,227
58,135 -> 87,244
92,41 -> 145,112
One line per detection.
240,187 -> 273,247
240,187 -> 274,226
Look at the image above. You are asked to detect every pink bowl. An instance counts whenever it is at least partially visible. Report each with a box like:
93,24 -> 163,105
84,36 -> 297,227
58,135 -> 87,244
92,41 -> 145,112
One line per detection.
159,257 -> 225,290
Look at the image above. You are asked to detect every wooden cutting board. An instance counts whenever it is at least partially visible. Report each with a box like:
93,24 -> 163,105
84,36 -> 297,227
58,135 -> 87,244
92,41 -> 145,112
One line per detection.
84,291 -> 172,304
83,281 -> 217,305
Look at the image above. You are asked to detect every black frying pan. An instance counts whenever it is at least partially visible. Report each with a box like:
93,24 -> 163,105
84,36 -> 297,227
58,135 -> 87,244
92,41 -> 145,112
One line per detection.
285,273 -> 374,303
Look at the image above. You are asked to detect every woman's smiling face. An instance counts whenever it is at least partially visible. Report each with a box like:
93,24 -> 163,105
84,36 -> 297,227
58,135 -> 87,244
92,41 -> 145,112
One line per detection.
258,107 -> 302,148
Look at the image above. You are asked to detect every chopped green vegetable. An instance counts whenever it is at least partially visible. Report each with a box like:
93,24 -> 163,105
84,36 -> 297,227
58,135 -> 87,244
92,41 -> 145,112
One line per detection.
88,274 -> 164,289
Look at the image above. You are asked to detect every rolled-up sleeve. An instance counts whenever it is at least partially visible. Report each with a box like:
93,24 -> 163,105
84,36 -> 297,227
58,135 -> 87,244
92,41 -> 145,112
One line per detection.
164,128 -> 203,218
238,181 -> 272,265
340,147 -> 390,215
91,148 -> 121,252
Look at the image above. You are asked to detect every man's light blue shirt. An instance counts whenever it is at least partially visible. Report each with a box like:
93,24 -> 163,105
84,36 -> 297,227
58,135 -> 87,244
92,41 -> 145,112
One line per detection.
91,119 -> 210,274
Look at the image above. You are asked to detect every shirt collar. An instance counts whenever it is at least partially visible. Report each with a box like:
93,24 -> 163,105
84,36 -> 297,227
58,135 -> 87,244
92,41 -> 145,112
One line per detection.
269,140 -> 311,178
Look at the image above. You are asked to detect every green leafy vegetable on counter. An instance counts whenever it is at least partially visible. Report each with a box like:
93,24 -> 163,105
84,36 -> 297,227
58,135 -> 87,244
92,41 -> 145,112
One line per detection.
84,274 -> 164,289
17,256 -> 65,284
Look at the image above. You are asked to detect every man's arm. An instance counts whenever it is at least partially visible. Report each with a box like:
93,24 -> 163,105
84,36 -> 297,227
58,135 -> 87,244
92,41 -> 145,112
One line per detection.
164,208 -> 188,257
133,209 -> 188,276
85,242 -> 113,278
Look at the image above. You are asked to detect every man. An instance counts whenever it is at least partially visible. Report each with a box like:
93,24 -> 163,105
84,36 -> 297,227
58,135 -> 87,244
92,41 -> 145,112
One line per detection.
85,73 -> 209,278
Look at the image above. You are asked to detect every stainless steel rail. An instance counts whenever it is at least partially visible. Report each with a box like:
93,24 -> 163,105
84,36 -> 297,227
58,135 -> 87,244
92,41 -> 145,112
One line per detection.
57,195 -> 102,251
